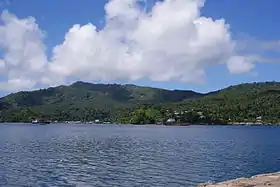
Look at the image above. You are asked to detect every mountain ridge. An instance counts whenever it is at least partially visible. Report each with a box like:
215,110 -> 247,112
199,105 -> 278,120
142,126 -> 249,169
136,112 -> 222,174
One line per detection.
3,80 -> 278,98
0,81 -> 279,124
0,81 -> 205,107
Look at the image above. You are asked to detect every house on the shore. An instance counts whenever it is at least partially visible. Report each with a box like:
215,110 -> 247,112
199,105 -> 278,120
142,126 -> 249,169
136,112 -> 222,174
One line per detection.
166,118 -> 176,125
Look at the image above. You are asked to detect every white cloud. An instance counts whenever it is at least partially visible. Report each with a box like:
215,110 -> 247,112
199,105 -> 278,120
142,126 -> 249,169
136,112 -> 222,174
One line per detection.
227,56 -> 255,74
235,34 -> 280,53
0,10 -> 47,91
0,0 -> 271,91
0,78 -> 36,92
0,59 -> 5,73
47,0 -> 235,85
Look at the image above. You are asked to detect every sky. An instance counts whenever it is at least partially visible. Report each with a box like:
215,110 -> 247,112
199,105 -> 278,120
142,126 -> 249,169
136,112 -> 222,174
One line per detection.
0,0 -> 279,94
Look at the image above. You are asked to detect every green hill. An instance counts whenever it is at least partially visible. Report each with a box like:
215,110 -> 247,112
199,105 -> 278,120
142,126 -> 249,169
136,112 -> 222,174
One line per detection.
0,81 -> 203,122
167,82 -> 280,124
0,81 -> 279,124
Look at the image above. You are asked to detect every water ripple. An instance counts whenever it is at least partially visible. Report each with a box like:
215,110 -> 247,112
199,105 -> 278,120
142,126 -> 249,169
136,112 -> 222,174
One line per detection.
1,124 -> 280,186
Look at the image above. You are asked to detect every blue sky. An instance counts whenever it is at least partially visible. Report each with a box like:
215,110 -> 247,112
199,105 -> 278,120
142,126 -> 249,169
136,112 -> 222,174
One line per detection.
0,0 -> 279,94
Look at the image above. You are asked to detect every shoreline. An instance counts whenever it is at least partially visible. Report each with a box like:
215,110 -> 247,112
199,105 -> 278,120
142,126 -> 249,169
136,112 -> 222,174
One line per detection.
1,122 -> 280,126
199,172 -> 280,187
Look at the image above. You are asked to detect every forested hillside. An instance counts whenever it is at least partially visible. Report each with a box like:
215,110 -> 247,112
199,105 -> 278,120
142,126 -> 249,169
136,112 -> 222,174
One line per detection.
0,81 -> 203,122
0,81 -> 279,124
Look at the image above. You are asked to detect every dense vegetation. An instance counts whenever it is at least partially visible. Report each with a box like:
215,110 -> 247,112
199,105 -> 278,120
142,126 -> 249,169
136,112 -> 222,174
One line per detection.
167,82 -> 280,124
0,81 -> 279,125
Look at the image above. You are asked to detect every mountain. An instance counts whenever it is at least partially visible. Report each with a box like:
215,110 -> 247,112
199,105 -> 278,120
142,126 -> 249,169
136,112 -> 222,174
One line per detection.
1,81 -> 203,107
0,81 -> 279,124
168,81 -> 280,124
0,81 -> 204,122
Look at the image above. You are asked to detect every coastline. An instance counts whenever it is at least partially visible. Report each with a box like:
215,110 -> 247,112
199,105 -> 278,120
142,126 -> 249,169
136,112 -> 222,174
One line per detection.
1,122 -> 280,126
199,172 -> 280,187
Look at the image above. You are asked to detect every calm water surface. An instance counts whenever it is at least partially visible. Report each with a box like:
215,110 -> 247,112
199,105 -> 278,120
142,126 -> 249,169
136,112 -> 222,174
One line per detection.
1,124 -> 280,187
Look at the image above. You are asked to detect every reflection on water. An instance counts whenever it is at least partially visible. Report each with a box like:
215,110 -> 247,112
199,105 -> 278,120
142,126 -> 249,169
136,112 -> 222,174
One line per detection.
1,124 -> 280,186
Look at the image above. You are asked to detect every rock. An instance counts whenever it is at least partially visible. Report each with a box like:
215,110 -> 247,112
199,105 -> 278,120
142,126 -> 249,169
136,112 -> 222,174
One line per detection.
198,172 -> 280,187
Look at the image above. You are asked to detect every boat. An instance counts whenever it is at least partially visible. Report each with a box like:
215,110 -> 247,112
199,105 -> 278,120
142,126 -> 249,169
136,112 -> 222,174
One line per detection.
32,119 -> 51,125
164,118 -> 191,126
177,122 -> 191,126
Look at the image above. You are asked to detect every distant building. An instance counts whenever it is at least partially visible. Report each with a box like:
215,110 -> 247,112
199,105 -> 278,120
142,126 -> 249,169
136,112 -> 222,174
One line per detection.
256,116 -> 263,125
256,116 -> 262,121
174,111 -> 180,115
199,115 -> 206,119
166,118 -> 176,123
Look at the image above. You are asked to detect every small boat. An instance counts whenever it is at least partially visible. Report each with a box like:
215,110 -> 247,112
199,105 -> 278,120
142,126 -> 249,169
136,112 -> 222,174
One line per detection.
177,122 -> 191,126
32,119 -> 51,125
164,120 -> 191,126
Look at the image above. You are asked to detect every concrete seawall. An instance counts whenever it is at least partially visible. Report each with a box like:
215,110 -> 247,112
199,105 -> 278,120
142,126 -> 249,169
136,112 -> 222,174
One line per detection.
199,172 -> 280,187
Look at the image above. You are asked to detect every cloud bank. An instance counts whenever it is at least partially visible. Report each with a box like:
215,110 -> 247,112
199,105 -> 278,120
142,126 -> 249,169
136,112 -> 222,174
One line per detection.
0,0 -> 271,91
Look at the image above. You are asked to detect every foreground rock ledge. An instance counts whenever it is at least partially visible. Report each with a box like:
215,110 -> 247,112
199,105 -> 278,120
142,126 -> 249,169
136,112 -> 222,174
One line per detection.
199,172 -> 280,187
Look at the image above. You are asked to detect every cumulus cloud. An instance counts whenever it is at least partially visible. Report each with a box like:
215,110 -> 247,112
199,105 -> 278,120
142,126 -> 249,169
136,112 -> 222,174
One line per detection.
227,56 -> 255,74
0,10 -> 47,91
0,79 -> 36,91
0,0 -> 272,91
48,0 -> 234,85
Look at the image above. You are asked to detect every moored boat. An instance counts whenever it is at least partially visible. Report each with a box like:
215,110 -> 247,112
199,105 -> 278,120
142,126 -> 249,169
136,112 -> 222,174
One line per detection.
164,118 -> 191,126
177,122 -> 191,126
32,119 -> 51,125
